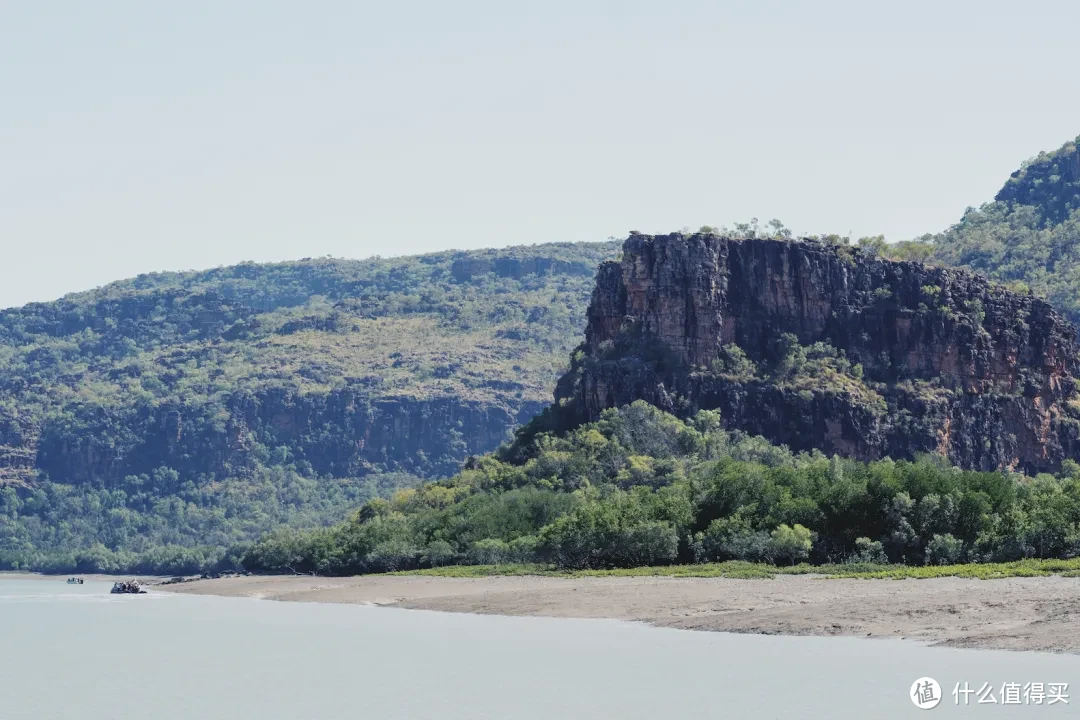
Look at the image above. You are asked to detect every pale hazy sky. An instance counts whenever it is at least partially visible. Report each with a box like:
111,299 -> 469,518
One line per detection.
3,1 -> 1079,309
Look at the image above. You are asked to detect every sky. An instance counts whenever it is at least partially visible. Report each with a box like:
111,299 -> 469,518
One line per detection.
2,0 -> 1080,309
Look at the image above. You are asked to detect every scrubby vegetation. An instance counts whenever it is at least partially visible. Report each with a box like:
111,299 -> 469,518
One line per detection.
0,242 -> 619,572
927,135 -> 1080,325
754,335 -> 883,414
241,402 -> 1080,576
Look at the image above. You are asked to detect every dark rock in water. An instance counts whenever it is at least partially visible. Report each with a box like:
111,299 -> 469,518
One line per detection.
551,233 -> 1080,473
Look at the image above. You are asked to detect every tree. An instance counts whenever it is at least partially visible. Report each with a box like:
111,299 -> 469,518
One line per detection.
856,235 -> 888,257
365,539 -> 419,573
769,524 -> 813,565
766,218 -> 792,239
889,240 -> 935,263
467,538 -> 510,566
508,535 -> 539,563
925,534 -> 963,565
611,522 -> 678,567
851,537 -> 887,564
421,540 -> 455,567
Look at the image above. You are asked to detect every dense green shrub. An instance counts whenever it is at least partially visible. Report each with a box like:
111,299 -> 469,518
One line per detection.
768,524 -> 814,566
467,538 -> 511,565
242,401 -> 1080,575
850,537 -> 888,564
925,534 -> 964,565
420,540 -> 455,568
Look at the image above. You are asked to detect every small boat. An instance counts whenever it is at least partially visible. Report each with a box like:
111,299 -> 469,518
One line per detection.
110,580 -> 146,595
66,577 -> 84,585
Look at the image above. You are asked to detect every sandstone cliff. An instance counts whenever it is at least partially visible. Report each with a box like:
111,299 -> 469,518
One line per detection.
22,390 -> 544,487
552,233 -> 1080,473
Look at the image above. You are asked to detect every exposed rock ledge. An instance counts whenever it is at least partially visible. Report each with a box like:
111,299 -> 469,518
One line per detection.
552,233 -> 1080,473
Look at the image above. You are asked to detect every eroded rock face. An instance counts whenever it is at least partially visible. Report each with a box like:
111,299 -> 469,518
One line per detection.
1,391 -> 543,489
554,233 -> 1080,473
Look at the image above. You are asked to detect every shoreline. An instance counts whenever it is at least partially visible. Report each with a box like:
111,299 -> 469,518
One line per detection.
157,573 -> 1080,653
0,572 -> 165,583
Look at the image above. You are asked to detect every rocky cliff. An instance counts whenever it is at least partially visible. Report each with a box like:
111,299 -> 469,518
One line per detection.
19,389 -> 544,487
553,233 -> 1080,473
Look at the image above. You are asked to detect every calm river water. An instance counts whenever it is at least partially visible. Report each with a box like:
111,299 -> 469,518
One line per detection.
0,577 -> 1076,719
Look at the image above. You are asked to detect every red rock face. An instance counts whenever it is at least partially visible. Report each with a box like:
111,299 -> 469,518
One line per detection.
557,233 -> 1080,473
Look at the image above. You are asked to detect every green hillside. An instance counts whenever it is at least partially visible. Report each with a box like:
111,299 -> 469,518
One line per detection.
928,136 -> 1080,323
0,241 -> 619,572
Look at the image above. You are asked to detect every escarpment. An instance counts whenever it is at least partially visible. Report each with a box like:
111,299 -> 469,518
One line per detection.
552,233 -> 1080,473
17,390 -> 543,487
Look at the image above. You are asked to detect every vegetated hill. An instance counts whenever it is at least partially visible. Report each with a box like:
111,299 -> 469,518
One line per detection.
542,233 -> 1080,474
928,135 -> 1080,324
8,134 -> 1080,576
0,240 -> 618,571
240,225 -> 1080,578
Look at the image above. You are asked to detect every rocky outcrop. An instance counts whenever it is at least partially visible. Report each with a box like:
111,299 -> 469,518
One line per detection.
554,233 -> 1080,473
0,409 -> 37,486
16,390 -> 544,489
450,255 -> 597,282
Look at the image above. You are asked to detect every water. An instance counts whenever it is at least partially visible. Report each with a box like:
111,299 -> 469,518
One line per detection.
0,577 -> 1076,719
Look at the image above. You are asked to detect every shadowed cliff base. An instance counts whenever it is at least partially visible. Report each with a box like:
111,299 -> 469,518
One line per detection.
542,233 -> 1080,474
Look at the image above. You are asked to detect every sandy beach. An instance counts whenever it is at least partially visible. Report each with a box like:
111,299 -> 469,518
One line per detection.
157,573 -> 1080,653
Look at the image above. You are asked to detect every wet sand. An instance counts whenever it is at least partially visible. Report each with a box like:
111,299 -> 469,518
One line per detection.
158,573 -> 1080,653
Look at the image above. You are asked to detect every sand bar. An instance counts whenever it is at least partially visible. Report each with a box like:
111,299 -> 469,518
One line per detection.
157,573 -> 1080,653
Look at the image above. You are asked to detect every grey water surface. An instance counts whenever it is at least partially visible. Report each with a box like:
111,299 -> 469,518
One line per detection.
0,577 -> 1075,719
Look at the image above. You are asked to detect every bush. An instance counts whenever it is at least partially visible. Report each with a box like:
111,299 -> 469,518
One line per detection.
850,537 -> 888,564
720,530 -> 773,563
365,540 -> 420,573
467,538 -> 511,565
610,522 -> 678,567
925,534 -> 964,565
694,517 -> 773,563
768,524 -> 813,566
420,540 -> 455,568
711,345 -> 757,378
507,535 -> 539,564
